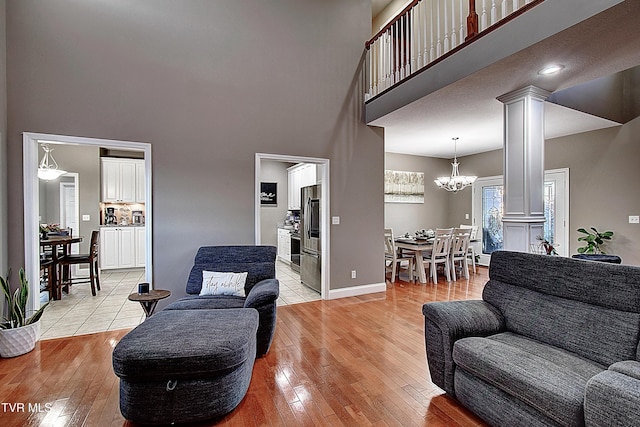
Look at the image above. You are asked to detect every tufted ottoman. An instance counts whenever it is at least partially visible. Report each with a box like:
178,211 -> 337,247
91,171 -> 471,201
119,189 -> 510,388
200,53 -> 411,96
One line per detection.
112,308 -> 258,425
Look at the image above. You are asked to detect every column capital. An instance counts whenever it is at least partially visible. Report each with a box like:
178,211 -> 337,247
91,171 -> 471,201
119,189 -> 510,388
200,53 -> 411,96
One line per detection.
497,85 -> 551,104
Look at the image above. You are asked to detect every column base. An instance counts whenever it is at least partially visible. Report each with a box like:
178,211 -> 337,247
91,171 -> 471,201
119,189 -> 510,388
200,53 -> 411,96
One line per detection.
503,219 -> 545,253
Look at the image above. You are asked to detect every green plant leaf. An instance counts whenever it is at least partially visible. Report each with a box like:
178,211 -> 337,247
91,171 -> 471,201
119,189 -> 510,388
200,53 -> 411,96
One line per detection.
577,228 -> 589,234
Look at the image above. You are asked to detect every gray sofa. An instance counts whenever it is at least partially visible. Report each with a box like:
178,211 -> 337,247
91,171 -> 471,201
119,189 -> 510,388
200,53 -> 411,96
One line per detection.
165,245 -> 279,357
423,250 -> 640,427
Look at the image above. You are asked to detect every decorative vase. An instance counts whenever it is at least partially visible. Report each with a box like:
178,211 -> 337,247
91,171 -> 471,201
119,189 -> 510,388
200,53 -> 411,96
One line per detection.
41,231 -> 48,240
0,322 -> 40,358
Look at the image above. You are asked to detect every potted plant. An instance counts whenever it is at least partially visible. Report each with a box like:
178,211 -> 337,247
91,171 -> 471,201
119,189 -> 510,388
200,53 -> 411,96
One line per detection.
577,227 -> 614,254
535,235 -> 558,255
0,268 -> 48,358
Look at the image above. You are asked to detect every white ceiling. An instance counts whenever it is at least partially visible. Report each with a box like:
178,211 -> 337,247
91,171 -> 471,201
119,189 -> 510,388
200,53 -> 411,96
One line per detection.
369,0 -> 640,158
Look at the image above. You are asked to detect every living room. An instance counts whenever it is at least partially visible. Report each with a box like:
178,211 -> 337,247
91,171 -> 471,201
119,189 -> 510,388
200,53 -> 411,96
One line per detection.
1,0 -> 639,425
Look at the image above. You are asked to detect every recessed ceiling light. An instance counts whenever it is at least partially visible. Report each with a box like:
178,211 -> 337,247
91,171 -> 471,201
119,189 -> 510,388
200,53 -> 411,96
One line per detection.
538,64 -> 565,75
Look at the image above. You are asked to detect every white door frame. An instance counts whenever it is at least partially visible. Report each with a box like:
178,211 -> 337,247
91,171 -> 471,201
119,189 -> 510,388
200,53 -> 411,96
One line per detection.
255,153 -> 330,300
23,132 -> 153,313
472,168 -> 569,265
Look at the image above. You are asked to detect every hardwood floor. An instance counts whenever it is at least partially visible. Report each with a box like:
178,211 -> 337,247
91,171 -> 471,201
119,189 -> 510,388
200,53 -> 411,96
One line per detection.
0,268 -> 489,426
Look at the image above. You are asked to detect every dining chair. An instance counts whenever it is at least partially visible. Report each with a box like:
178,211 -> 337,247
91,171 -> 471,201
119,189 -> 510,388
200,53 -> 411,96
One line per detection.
450,228 -> 471,281
39,256 -> 55,302
423,228 -> 453,283
459,224 -> 479,273
57,230 -> 101,296
384,228 -> 414,282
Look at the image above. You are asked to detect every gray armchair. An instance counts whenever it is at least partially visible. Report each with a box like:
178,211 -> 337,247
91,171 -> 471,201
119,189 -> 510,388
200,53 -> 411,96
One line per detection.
165,245 -> 279,357
423,251 -> 640,427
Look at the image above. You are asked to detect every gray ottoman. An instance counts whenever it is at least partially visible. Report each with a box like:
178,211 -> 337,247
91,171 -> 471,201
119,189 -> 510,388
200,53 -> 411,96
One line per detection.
112,308 -> 258,425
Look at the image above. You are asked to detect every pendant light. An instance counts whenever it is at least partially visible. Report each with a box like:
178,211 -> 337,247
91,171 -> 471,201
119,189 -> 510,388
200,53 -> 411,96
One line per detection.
434,137 -> 477,192
38,144 -> 67,181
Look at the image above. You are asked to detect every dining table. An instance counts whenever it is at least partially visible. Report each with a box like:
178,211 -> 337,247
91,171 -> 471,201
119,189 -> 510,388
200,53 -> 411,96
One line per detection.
394,236 -> 434,284
40,234 -> 84,300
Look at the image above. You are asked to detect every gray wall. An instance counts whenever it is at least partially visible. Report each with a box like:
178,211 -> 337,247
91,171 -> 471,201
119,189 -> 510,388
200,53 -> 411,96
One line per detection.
0,0 -> 6,276
436,121 -> 640,265
259,160 -> 293,247
384,153 -> 454,236
5,0 -> 384,303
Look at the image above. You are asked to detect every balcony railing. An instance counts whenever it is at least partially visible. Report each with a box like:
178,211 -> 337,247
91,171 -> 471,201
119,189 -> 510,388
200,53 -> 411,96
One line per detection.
365,0 -> 544,101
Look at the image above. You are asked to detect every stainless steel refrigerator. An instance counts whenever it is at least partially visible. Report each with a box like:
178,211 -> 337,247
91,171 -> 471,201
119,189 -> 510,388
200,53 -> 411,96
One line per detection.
300,184 -> 321,293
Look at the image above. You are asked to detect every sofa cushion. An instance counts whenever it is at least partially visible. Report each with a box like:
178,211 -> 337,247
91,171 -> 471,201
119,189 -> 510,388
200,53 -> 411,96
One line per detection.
453,332 -> 605,427
112,309 -> 258,381
483,279 -> 640,366
187,262 -> 275,295
488,251 -> 640,313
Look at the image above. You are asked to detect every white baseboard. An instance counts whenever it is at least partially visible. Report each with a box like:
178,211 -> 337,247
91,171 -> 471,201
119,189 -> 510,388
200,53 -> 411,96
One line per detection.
327,282 -> 387,300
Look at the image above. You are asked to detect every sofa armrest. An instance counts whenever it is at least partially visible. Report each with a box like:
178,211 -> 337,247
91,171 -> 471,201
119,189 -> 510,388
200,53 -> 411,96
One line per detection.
422,300 -> 505,395
244,278 -> 279,309
585,361 -> 640,427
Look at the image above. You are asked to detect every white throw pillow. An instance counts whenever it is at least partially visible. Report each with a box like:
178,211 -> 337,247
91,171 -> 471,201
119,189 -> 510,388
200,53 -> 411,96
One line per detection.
200,271 -> 248,297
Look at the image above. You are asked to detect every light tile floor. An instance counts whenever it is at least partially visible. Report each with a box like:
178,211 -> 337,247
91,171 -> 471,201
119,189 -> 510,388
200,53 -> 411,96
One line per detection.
39,261 -> 320,340
276,260 -> 321,306
39,269 -> 146,340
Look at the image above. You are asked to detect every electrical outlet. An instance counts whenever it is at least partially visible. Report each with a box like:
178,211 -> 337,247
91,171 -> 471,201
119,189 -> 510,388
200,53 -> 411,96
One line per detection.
465,213 -> 470,220
351,270 -> 357,279
82,214 -> 91,221
629,215 -> 640,224
332,216 -> 340,225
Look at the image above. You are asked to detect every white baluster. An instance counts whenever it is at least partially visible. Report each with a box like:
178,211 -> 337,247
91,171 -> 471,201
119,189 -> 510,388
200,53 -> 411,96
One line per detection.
415,3 -> 422,69
436,0 -> 442,57
414,4 -> 419,69
425,0 -> 431,64
365,45 -> 374,97
372,41 -> 377,96
459,0 -> 465,43
384,30 -> 390,89
450,0 -> 457,49
443,0 -> 450,53
501,0 -> 508,20
401,16 -> 406,79
429,0 -> 435,62
394,22 -> 400,84
481,0 -> 488,31
491,0 -> 497,25
398,18 -> 403,80
513,0 -> 519,14
404,13 -> 409,78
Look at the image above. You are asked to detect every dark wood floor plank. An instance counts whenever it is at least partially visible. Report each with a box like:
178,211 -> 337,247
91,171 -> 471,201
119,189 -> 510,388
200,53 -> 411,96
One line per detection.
0,268 -> 489,426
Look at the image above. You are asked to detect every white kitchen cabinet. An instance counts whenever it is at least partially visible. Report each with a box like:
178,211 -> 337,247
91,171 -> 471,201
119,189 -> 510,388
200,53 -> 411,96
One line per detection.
277,228 -> 291,263
101,158 -> 144,203
100,228 -> 119,270
287,163 -> 316,209
100,227 -> 143,270
135,226 -> 146,267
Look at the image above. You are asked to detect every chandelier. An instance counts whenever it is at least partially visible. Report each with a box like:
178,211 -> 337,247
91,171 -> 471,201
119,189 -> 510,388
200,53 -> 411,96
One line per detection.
38,144 -> 67,181
434,137 -> 477,192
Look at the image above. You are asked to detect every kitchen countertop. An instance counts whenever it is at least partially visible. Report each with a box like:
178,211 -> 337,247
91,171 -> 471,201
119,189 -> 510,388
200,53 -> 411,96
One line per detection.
101,224 -> 145,227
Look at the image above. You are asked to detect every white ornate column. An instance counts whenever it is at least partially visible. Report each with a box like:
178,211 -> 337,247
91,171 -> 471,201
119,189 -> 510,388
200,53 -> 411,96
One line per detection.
497,86 -> 550,253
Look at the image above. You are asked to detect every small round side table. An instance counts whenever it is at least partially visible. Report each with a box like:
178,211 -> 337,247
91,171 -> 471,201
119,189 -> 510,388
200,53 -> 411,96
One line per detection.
128,289 -> 171,318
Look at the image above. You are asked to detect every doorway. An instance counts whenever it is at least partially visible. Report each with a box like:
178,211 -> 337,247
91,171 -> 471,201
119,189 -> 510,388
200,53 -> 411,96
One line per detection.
23,132 -> 153,315
254,153 -> 330,300
60,175 -> 81,274
472,168 -> 569,264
